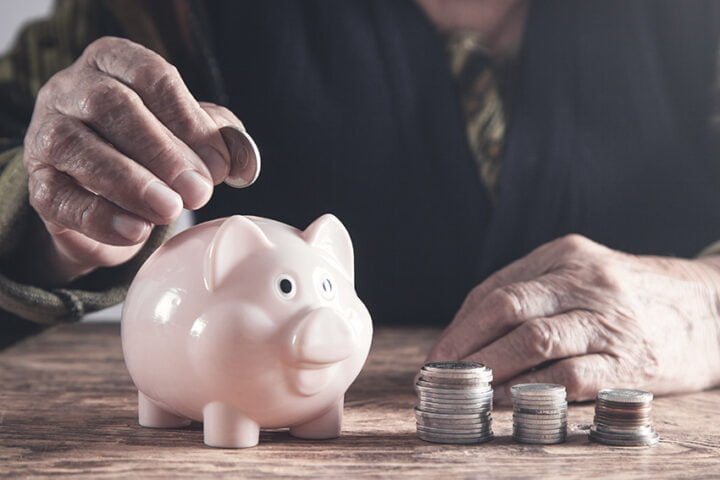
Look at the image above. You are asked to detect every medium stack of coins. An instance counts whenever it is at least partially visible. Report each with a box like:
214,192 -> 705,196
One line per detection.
414,362 -> 494,444
511,383 -> 567,444
589,389 -> 659,446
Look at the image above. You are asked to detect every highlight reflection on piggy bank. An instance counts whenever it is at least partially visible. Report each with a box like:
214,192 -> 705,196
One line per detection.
121,214 -> 373,448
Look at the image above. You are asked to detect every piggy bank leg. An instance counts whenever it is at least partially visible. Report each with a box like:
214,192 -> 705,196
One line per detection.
203,402 -> 260,448
290,397 -> 343,439
138,392 -> 191,428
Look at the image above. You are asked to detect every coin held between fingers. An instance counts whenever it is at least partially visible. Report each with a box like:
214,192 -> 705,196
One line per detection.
221,126 -> 261,188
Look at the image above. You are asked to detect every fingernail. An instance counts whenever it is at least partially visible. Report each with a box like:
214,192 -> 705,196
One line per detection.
145,181 -> 183,219
112,214 -> 149,242
220,126 -> 261,188
197,145 -> 229,184
173,170 -> 213,209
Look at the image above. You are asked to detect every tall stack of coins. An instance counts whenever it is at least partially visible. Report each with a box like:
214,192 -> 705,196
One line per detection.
414,362 -> 494,444
511,383 -> 567,444
589,389 -> 659,446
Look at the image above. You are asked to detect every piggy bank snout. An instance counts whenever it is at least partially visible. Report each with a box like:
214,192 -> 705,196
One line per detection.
291,308 -> 357,365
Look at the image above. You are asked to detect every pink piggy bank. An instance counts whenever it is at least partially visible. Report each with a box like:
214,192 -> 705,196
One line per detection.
121,214 -> 373,448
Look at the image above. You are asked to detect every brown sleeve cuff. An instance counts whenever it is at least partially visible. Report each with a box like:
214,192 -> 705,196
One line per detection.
0,148 -> 172,325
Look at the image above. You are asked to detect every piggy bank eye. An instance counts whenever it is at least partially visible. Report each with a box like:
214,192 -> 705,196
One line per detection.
276,274 -> 296,299
320,277 -> 334,300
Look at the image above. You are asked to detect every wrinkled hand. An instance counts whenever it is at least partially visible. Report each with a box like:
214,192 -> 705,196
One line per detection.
428,234 -> 720,404
23,36 -> 252,284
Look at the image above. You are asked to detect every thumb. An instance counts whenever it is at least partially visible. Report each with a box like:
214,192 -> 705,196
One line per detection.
198,103 -> 261,188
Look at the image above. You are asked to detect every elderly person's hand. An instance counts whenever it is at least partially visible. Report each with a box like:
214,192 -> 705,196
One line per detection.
427,234 -> 720,404
23,36 -> 251,284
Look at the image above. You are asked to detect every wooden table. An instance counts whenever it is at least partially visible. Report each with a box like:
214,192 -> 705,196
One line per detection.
1,323 -> 719,478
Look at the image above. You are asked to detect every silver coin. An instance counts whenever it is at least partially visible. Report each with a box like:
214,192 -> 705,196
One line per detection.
420,362 -> 492,374
417,418 -> 492,428
419,432 -> 494,441
594,407 -> 652,416
513,424 -> 568,432
416,384 -> 493,396
421,363 -> 493,380
418,400 -> 493,409
418,398 -> 493,408
419,373 -> 492,383
418,424 -> 492,434
593,416 -> 652,425
514,435 -> 566,445
514,424 -> 567,433
418,395 -> 493,405
418,431 -> 494,444
513,420 -> 567,428
415,408 -> 490,420
416,379 -> 491,389
594,423 -> 653,432
511,383 -> 566,396
513,408 -> 567,420
597,388 -> 653,404
417,406 -> 492,415
513,430 -> 567,438
418,430 -> 494,440
221,126 -> 261,188
513,430 -> 567,439
513,403 -> 567,411
417,418 -> 491,429
594,425 -> 654,436
589,429 -> 659,446
416,388 -> 494,399
418,390 -> 494,400
513,397 -> 567,404
418,416 -> 493,425
418,397 -> 493,408
513,434 -> 567,442
589,425 -> 657,439
513,408 -> 567,417
595,403 -> 652,414
514,421 -> 567,429
513,414 -> 567,422
421,374 -> 493,385
513,411 -> 568,418
417,405 -> 493,413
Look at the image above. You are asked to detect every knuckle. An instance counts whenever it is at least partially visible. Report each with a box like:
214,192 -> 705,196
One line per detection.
32,171 -> 97,232
522,319 -> 556,359
52,183 -> 98,231
557,233 -> 595,255
592,263 -> 622,291
128,56 -> 176,89
79,82 -> 140,124
42,120 -> 84,166
27,169 -> 55,215
492,285 -> 525,319
76,195 -> 101,231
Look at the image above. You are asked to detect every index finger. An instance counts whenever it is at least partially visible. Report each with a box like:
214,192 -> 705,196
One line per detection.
83,37 -> 231,184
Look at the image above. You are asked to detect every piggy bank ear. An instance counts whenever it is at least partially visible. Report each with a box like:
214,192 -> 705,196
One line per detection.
302,214 -> 354,283
204,216 -> 273,291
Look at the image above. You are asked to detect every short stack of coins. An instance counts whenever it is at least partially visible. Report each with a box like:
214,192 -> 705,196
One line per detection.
414,362 -> 494,444
511,383 -> 567,444
589,388 -> 659,446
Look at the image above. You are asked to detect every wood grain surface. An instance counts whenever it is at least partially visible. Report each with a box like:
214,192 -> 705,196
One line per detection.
1,323 -> 719,479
